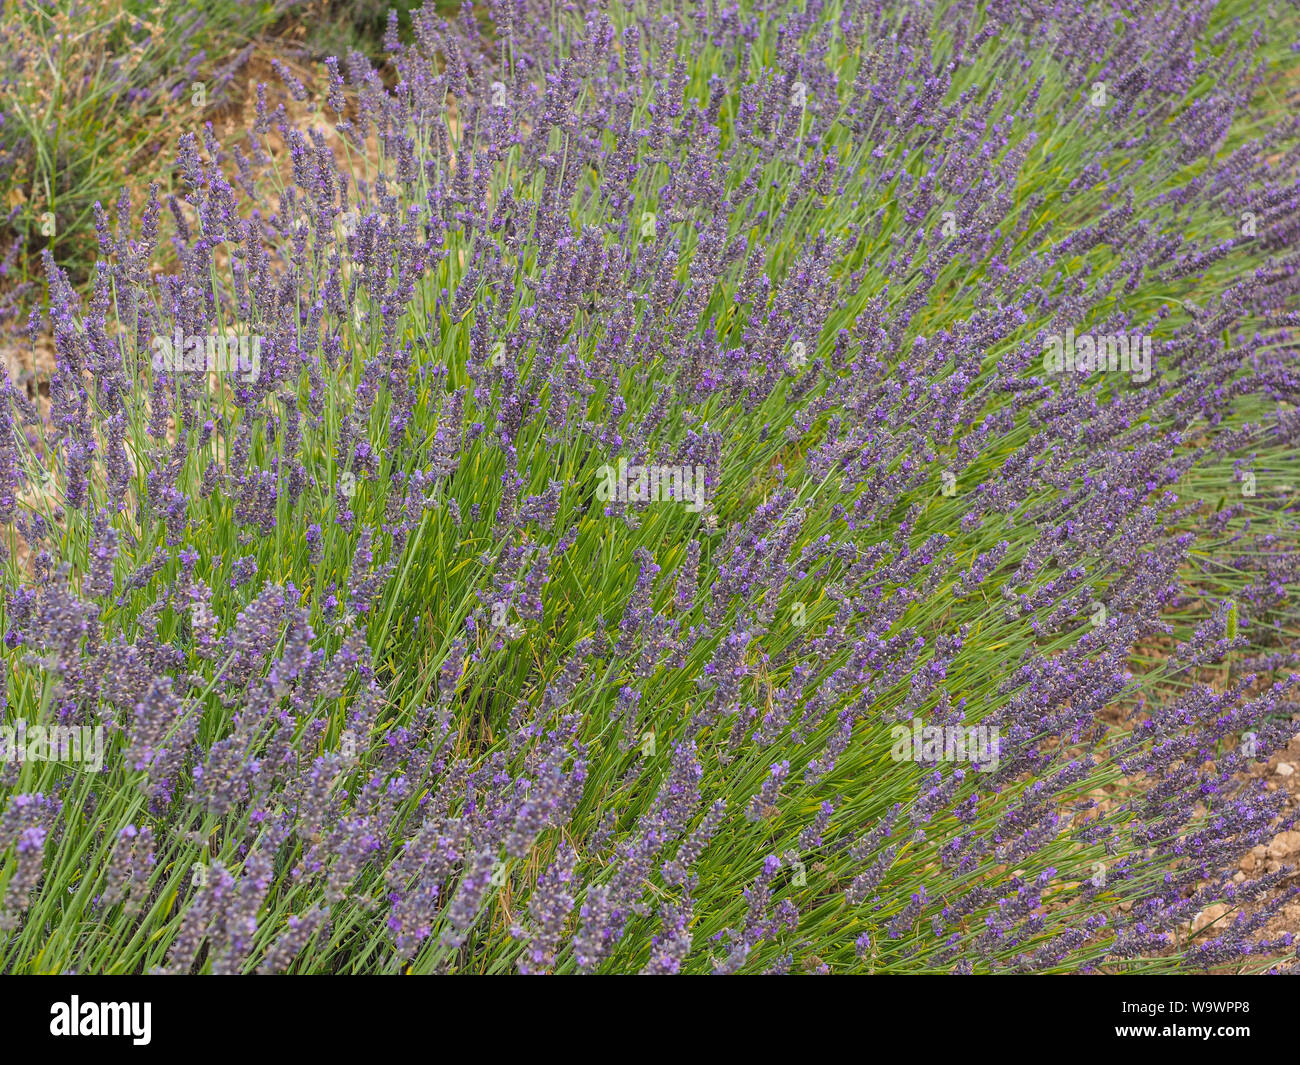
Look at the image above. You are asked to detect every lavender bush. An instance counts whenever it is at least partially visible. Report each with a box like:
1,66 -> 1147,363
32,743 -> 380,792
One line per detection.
0,0 -> 292,295
1,0 -> 1300,974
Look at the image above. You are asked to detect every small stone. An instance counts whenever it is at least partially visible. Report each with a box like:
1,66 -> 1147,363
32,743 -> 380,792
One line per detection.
1233,871 -> 1246,883
1276,762 -> 1295,778
1191,904 -> 1230,935
1267,830 -> 1300,859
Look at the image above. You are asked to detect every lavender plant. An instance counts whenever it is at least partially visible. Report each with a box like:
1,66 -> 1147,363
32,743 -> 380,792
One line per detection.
0,0 -> 291,295
2,0 -> 1300,974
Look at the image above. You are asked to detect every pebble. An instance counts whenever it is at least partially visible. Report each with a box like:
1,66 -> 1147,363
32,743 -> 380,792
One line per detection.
1277,762 -> 1295,778
1267,830 -> 1300,860
1191,904 -> 1230,934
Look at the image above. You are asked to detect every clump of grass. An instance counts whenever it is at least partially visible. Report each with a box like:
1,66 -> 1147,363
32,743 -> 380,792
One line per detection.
293,0 -> 432,63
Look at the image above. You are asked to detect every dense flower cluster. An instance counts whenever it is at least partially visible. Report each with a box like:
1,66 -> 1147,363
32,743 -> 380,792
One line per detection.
1,0 -> 1299,974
